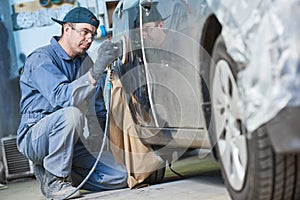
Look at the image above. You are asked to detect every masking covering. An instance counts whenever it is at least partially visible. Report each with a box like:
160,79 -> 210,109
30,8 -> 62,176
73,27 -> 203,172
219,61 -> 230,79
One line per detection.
208,0 -> 300,132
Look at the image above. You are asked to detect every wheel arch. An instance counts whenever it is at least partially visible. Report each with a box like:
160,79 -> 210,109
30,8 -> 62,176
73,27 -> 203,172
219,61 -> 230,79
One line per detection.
200,14 -> 222,57
198,14 -> 222,159
199,14 -> 222,108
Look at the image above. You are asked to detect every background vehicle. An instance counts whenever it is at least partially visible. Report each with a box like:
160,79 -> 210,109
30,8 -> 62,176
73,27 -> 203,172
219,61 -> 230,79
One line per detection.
112,0 -> 300,199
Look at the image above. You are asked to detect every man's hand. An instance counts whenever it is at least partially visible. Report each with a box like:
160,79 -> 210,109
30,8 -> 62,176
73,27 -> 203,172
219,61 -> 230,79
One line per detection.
89,40 -> 120,81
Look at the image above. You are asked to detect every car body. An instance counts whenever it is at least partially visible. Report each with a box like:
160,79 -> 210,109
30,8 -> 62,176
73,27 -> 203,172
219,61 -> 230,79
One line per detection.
112,0 -> 300,199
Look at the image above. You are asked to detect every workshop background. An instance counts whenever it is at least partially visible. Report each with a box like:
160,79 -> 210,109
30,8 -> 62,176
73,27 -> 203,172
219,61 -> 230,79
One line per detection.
0,0 -> 119,183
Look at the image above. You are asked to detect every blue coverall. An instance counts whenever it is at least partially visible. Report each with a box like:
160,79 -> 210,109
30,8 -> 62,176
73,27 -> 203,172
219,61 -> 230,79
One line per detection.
17,36 -> 128,191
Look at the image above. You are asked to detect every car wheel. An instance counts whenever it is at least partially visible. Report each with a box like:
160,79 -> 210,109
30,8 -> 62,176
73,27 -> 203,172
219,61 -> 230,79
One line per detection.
209,36 -> 300,200
143,166 -> 166,185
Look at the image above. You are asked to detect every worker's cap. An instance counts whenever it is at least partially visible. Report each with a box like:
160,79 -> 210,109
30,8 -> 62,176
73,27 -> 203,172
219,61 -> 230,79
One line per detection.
52,7 -> 99,28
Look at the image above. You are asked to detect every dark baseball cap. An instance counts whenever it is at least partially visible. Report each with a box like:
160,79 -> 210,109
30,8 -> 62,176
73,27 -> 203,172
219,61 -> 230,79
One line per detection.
52,7 -> 99,28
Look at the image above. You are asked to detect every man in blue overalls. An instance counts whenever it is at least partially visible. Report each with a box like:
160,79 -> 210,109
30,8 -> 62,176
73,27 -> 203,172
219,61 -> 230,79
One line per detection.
17,7 -> 127,199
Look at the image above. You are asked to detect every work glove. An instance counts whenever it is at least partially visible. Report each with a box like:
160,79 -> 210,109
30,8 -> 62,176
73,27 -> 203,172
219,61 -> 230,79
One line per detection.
89,40 -> 120,81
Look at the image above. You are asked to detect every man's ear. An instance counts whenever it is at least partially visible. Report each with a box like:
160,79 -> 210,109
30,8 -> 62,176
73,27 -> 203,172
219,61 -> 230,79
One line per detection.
64,24 -> 71,32
63,23 -> 73,35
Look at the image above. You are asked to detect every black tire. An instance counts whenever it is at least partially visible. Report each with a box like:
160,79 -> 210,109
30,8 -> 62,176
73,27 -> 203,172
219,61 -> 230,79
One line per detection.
209,36 -> 300,200
230,125 -> 300,200
143,166 -> 166,185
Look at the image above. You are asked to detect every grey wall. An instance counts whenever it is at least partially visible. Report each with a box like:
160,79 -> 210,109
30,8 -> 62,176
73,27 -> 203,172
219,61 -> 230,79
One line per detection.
0,1 -> 21,139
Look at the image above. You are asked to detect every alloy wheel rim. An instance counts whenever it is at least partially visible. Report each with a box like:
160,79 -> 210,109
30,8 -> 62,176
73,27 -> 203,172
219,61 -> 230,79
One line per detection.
212,59 -> 247,191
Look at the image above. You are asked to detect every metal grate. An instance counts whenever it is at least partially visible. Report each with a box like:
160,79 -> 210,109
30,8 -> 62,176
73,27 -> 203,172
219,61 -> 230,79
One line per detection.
1,136 -> 34,180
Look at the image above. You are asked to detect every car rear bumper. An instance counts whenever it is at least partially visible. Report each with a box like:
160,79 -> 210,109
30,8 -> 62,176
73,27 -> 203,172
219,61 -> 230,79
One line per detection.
266,106 -> 300,153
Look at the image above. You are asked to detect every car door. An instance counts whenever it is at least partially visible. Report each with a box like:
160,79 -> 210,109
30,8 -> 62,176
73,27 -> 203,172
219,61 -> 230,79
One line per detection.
113,0 -> 211,130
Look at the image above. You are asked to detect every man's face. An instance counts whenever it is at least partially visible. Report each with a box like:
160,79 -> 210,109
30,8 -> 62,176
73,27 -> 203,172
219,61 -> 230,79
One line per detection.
65,23 -> 97,56
142,21 -> 165,47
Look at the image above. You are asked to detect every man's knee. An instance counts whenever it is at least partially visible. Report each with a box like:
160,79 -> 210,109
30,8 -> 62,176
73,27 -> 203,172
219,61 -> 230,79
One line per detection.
50,107 -> 85,140
61,107 -> 84,129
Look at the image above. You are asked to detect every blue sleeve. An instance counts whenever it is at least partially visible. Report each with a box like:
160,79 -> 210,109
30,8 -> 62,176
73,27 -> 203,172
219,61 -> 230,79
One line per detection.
27,52 -> 96,109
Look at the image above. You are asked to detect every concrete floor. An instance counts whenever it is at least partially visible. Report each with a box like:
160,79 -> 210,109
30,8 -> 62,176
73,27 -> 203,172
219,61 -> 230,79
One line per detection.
0,153 -> 231,200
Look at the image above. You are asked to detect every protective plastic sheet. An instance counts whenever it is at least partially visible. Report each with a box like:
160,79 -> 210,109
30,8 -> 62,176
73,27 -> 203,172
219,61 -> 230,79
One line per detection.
209,0 -> 300,132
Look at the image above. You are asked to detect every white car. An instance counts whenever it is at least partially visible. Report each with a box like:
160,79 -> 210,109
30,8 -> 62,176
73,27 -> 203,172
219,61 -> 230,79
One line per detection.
112,0 -> 300,199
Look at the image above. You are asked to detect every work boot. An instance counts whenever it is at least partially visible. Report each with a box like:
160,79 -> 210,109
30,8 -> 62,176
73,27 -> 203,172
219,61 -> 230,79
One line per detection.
33,164 -> 46,196
43,170 -> 81,199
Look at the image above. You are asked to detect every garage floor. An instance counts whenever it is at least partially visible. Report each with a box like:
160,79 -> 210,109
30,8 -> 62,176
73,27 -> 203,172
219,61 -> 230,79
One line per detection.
0,152 -> 231,200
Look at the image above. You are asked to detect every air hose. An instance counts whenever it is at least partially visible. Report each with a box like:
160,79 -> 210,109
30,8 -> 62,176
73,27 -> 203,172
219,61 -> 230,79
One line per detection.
60,63 -> 115,200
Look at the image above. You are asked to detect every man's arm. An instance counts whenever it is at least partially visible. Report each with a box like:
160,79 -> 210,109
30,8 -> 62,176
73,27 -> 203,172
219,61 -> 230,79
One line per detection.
89,71 -> 97,86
